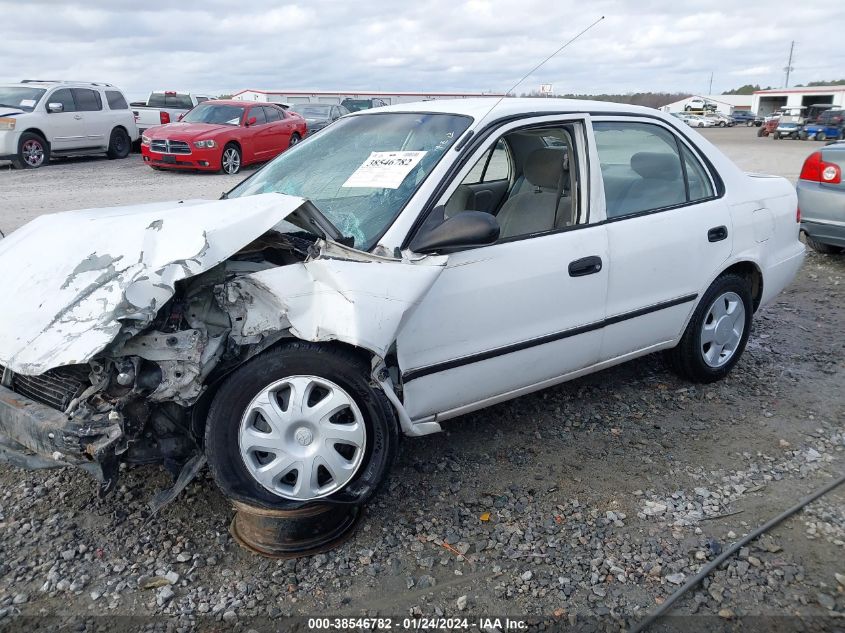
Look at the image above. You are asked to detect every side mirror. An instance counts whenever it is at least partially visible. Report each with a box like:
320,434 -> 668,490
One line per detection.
246,116 -> 257,127
47,103 -> 63,113
410,210 -> 500,254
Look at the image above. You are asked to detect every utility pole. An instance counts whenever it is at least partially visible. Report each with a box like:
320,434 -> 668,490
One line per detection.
708,72 -> 713,95
784,41 -> 795,88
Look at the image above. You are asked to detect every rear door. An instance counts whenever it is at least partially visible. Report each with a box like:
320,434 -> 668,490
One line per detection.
44,88 -> 84,150
71,88 -> 106,147
592,118 -> 733,360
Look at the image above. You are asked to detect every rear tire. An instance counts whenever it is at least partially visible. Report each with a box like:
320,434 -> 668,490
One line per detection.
664,274 -> 753,383
288,132 -> 301,148
11,132 -> 49,169
205,342 -> 399,510
106,128 -> 131,159
804,234 -> 840,254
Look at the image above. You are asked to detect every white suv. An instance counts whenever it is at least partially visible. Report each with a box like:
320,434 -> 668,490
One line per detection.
0,80 -> 139,169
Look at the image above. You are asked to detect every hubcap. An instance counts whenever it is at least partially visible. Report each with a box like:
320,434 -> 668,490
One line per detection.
222,148 -> 240,173
22,139 -> 44,167
700,291 -> 745,368
238,375 -> 366,501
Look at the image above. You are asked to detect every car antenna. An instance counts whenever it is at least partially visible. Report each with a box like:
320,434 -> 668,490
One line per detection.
472,15 -> 605,131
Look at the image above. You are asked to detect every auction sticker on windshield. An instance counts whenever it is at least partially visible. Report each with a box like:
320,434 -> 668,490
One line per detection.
342,151 -> 427,189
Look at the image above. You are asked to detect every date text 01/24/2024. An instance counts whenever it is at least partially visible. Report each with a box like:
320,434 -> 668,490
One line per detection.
307,617 -> 528,630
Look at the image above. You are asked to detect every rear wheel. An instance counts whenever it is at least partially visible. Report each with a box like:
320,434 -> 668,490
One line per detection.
288,132 -> 301,148
12,132 -> 49,169
106,128 -> 131,159
664,274 -> 753,383
205,342 -> 399,509
221,143 -> 241,174
804,234 -> 840,254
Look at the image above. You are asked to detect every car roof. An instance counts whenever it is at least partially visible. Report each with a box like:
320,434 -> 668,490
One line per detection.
9,80 -> 117,89
352,97 -> 664,122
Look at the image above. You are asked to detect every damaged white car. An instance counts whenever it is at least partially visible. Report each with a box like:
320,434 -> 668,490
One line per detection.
0,99 -> 805,512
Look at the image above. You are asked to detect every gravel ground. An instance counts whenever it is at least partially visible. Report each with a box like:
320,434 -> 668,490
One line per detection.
0,125 -> 843,632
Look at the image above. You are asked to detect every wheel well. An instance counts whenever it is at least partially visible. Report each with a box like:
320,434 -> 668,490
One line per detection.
111,125 -> 128,137
721,261 -> 763,311
224,140 -> 241,152
22,128 -> 49,144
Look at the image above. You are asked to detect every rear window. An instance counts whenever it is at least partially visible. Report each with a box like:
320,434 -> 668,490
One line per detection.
72,88 -> 102,112
105,90 -> 128,110
147,92 -> 194,109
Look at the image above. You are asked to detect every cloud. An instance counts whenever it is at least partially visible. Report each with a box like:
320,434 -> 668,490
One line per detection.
0,0 -> 843,101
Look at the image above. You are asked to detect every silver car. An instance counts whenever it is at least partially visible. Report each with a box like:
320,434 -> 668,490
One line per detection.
797,141 -> 845,253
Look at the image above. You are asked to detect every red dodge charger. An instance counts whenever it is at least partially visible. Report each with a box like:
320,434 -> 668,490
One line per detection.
141,100 -> 307,174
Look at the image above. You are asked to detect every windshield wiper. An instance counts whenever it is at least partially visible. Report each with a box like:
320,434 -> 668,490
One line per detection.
294,200 -> 354,247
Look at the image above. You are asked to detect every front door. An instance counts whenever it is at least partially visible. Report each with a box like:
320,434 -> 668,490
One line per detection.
44,88 -> 85,151
396,116 -> 609,421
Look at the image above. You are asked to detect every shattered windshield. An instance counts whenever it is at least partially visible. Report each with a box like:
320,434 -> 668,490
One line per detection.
226,112 -> 472,249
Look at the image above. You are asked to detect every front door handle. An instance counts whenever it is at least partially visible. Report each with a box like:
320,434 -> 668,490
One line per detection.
73,114 -> 83,120
568,255 -> 603,277
708,225 -> 728,242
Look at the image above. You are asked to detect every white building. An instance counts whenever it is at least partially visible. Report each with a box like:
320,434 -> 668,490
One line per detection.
231,89 -> 504,107
751,86 -> 845,116
660,94 -> 753,115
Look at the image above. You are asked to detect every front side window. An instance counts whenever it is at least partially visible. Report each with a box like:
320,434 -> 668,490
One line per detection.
72,88 -> 102,112
227,112 -> 471,249
105,90 -> 128,110
0,86 -> 46,112
181,103 -> 244,126
593,121 -> 689,218
49,88 -> 76,112
248,107 -> 266,125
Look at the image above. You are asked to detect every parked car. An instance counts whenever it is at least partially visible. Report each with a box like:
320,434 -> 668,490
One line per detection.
340,98 -> 388,112
132,91 -> 212,134
704,112 -> 734,127
290,103 -> 349,134
685,114 -> 716,128
684,97 -> 717,112
797,142 -> 844,253
140,100 -> 306,174
799,122 -> 843,142
0,98 -> 804,518
731,111 -> 763,126
773,121 -> 802,140
0,80 -> 138,169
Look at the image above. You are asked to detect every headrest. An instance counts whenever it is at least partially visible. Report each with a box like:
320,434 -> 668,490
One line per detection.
524,148 -> 567,189
630,152 -> 681,181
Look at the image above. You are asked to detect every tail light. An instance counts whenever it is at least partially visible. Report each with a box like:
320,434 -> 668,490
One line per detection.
799,151 -> 841,184
160,111 -> 171,125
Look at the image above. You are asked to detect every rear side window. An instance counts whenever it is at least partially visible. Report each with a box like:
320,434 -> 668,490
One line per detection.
264,106 -> 281,122
72,88 -> 102,112
147,93 -> 194,109
49,88 -> 76,112
593,121 -> 712,218
105,91 -> 128,110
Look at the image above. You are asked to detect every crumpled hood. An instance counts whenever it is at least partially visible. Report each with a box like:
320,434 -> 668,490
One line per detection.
0,193 -> 306,375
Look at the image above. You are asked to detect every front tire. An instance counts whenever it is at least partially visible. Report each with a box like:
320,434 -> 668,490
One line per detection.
221,143 -> 241,174
106,128 -> 131,159
12,132 -> 49,169
664,274 -> 753,383
816,132 -> 827,142
205,342 -> 399,510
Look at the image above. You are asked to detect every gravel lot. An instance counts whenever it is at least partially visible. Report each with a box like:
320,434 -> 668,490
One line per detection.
0,125 -> 843,631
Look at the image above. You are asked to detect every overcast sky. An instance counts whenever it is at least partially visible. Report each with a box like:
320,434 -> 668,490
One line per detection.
2,0 -> 844,101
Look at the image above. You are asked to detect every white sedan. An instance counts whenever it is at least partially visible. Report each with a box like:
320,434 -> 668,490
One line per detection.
684,114 -> 716,128
0,98 -> 805,513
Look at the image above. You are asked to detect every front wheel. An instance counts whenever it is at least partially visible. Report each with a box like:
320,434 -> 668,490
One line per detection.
106,128 -> 131,159
205,342 -> 399,509
221,143 -> 241,174
12,132 -> 49,169
816,132 -> 827,142
664,274 -> 753,383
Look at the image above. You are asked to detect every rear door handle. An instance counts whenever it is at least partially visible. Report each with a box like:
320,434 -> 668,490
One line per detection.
708,225 -> 728,242
568,256 -> 603,277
